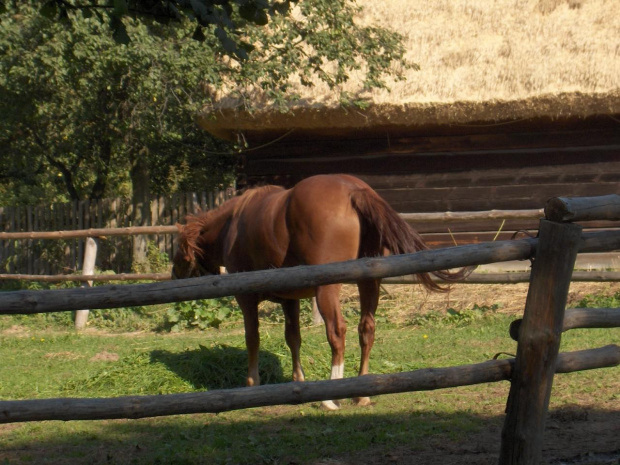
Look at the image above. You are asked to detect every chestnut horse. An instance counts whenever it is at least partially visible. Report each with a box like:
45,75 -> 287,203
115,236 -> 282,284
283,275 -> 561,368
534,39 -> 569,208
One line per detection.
172,174 -> 467,409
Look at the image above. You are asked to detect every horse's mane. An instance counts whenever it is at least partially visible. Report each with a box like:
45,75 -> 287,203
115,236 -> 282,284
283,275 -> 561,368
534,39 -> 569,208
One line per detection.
177,197 -> 238,260
177,214 -> 206,260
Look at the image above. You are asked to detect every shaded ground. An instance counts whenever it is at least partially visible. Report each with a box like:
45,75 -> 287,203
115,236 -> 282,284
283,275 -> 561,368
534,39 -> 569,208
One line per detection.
2,402 -> 616,465
337,406 -> 620,465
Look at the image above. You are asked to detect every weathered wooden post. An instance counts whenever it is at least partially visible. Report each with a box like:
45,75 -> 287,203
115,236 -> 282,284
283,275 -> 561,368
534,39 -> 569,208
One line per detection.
74,237 -> 97,329
499,219 -> 582,464
544,194 -> 620,222
311,297 -> 324,325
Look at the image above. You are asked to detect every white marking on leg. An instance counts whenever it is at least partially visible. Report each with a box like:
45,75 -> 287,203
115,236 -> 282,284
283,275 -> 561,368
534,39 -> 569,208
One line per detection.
321,362 -> 345,410
330,362 -> 344,380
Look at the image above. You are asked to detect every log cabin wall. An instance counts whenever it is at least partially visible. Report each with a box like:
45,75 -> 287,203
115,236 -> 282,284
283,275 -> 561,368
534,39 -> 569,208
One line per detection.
237,115 -> 620,248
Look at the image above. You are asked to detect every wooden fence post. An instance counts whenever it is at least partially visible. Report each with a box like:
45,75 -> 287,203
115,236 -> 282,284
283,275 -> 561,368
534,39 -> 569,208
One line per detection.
499,219 -> 582,465
75,237 -> 98,330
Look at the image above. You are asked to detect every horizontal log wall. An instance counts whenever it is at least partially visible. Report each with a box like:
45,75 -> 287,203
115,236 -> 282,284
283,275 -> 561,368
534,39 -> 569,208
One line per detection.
240,116 -> 620,248
245,155 -> 620,212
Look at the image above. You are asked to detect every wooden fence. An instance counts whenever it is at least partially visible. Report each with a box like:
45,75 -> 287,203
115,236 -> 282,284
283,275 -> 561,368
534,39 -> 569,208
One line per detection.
3,189 -> 620,278
0,189 -> 235,275
0,194 -> 619,465
2,206 -> 620,284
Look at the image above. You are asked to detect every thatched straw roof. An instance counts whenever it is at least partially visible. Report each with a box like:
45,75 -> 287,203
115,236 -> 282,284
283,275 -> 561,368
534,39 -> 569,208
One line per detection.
199,0 -> 620,137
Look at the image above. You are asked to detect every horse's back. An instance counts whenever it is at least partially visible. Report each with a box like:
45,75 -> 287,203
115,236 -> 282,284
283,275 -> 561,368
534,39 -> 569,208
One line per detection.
288,174 -> 371,214
229,174 -> 376,268
226,185 -> 290,270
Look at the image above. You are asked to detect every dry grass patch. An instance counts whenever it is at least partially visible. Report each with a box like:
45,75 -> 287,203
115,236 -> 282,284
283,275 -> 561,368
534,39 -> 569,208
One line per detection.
320,0 -> 620,104
89,350 -> 120,362
43,351 -> 82,361
340,281 -> 620,325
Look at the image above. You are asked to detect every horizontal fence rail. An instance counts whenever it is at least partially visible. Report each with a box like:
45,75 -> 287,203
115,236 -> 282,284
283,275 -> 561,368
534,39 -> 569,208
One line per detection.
0,272 -> 171,282
1,229 -> 620,315
0,209 -> 544,241
509,307 -> 620,341
3,270 -> 620,284
1,237 -> 535,313
0,225 -> 178,240
384,270 -> 620,284
1,345 -> 617,424
0,208 -> 546,240
545,194 -> 620,223
400,208 -> 544,222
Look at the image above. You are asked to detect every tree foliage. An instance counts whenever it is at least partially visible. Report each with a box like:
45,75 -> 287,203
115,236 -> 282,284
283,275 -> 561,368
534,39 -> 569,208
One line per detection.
33,0 -> 294,60
1,2 -> 236,204
0,0 -> 408,205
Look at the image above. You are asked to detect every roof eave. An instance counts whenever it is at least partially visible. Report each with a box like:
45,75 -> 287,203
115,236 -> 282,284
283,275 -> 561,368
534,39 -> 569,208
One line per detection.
198,90 -> 620,140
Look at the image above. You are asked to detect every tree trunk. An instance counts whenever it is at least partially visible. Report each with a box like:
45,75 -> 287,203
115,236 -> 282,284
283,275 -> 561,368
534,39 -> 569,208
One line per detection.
131,151 -> 151,267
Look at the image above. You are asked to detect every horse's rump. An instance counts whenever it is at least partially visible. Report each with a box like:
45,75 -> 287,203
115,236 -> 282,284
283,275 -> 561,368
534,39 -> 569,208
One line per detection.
348,181 -> 470,291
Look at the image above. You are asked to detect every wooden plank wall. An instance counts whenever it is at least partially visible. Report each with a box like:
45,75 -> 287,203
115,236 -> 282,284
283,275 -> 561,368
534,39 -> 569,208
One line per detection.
239,116 -> 620,247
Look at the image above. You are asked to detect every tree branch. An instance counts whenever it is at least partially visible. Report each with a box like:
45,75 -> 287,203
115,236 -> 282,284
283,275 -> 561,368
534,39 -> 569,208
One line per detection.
44,153 -> 81,201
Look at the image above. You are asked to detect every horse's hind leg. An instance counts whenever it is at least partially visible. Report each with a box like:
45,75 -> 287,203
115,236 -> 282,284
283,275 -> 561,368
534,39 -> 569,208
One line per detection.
355,279 -> 381,406
236,295 -> 261,387
315,284 -> 347,410
282,299 -> 305,382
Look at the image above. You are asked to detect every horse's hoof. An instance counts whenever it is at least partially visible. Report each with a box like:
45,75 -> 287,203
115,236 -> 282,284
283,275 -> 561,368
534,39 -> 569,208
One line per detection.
353,396 -> 372,407
320,400 -> 340,411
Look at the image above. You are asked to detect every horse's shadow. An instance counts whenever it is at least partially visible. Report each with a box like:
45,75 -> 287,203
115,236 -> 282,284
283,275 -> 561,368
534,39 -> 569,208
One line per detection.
150,344 -> 286,390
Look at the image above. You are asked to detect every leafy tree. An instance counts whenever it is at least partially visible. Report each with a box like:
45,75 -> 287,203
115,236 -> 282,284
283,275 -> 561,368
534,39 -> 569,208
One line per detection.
0,0 -> 408,206
1,3 -> 235,205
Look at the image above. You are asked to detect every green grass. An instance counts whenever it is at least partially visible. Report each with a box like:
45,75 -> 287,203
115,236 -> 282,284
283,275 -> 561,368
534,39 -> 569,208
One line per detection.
0,295 -> 618,464
571,289 -> 620,309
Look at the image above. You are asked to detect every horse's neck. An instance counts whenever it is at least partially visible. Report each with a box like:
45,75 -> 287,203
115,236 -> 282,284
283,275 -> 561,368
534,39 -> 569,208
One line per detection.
210,200 -> 237,229
200,198 -> 240,263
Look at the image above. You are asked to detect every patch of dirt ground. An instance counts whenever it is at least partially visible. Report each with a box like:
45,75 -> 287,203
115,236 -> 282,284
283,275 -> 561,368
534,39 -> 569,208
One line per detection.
435,281 -> 620,315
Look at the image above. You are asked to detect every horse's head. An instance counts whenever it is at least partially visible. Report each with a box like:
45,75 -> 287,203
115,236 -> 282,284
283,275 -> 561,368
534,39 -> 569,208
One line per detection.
171,221 -> 221,279
171,247 -> 202,279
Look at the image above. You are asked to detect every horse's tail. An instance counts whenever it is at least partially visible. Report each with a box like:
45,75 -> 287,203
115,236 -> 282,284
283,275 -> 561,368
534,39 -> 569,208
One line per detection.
350,187 -> 472,292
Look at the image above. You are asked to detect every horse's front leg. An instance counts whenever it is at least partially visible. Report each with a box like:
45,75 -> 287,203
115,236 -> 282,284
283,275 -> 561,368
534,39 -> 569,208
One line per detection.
282,299 -> 305,382
236,295 -> 261,387
354,279 -> 381,406
316,284 -> 347,410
